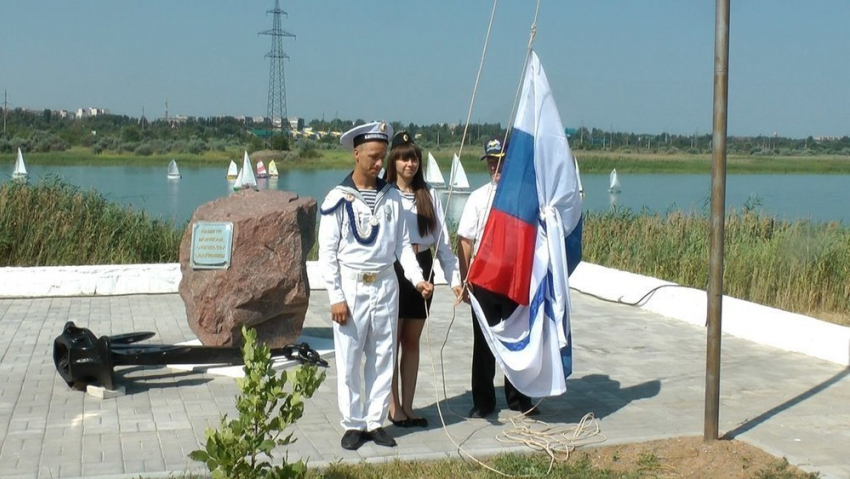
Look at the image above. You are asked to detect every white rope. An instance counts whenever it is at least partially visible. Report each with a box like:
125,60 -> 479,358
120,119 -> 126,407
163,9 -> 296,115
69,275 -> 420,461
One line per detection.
456,0 -> 541,283
497,413 -> 607,464
409,0 -> 606,477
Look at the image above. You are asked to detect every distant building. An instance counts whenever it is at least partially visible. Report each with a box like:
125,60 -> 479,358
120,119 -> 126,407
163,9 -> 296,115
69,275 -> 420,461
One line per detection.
288,117 -> 305,131
75,107 -> 109,119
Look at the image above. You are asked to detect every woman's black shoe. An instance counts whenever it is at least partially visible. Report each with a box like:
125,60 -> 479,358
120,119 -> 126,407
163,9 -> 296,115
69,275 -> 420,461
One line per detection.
389,415 -> 413,428
408,417 -> 428,428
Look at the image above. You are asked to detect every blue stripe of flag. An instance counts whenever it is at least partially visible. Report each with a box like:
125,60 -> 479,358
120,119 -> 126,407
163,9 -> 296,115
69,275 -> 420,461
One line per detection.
493,129 -> 539,226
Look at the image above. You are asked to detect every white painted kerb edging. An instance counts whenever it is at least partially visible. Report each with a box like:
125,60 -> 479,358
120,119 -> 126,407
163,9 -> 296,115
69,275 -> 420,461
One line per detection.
0,264 -> 181,297
570,262 -> 850,366
0,261 -> 446,298
1,262 -> 847,366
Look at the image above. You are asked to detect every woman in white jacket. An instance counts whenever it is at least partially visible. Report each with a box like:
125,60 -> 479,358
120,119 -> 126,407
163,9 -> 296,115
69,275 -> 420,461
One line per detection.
384,131 -> 463,428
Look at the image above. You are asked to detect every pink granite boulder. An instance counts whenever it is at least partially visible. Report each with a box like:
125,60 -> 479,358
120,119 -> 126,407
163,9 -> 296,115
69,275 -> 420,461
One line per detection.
178,189 -> 316,347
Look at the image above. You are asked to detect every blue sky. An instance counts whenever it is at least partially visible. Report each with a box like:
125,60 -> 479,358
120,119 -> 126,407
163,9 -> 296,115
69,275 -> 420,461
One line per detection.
1,1 -> 848,138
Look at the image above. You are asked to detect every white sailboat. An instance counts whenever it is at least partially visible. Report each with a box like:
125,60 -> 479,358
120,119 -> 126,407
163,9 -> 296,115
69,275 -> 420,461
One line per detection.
448,153 -> 470,190
12,148 -> 28,180
167,159 -> 181,179
268,160 -> 279,177
226,160 -> 239,180
424,151 -> 446,187
256,160 -> 269,179
609,168 -> 622,193
574,156 -> 584,199
233,151 -> 257,191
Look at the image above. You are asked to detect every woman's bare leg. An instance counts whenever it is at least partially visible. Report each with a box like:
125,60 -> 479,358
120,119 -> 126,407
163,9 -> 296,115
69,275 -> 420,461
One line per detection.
398,318 -> 425,419
388,317 -> 407,422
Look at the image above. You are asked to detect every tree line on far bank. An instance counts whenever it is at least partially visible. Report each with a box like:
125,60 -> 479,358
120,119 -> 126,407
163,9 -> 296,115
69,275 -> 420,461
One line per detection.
2,108 -> 849,158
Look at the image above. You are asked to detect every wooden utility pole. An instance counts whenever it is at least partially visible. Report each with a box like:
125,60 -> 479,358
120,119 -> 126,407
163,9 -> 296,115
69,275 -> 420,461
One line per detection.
3,90 -> 7,135
705,0 -> 731,442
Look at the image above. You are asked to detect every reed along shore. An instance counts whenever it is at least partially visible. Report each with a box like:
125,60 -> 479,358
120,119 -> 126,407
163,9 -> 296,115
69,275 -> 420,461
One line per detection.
0,178 -> 181,266
2,179 -> 847,325
583,209 -> 850,325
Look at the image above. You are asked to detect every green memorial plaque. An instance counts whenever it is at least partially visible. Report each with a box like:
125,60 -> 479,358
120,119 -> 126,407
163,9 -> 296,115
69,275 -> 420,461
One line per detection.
190,222 -> 234,269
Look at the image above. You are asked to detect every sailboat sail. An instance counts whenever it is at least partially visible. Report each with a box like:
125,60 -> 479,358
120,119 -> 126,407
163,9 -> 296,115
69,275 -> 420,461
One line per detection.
609,168 -> 621,192
167,159 -> 181,179
268,160 -> 279,177
448,153 -> 470,189
232,166 -> 244,189
256,160 -> 269,178
424,151 -> 446,187
226,160 -> 239,179
234,151 -> 257,190
12,148 -> 28,179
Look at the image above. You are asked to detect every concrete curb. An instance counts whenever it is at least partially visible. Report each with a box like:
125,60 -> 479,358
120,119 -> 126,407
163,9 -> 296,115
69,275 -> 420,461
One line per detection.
1,261 -> 847,366
569,262 -> 850,366
0,263 -> 180,297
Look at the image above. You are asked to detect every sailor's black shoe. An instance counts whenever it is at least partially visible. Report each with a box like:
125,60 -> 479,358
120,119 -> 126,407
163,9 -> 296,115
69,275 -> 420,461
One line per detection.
341,430 -> 365,450
368,427 -> 397,447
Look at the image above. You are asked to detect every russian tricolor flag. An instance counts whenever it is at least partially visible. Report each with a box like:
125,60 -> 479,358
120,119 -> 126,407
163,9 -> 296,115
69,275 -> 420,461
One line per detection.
468,52 -> 583,397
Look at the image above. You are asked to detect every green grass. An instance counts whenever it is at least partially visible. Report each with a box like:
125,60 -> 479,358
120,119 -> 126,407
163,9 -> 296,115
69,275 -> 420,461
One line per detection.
574,151 -> 850,174
307,453 -> 629,479
296,452 -> 816,479
164,447 -> 818,478
0,177 -> 183,266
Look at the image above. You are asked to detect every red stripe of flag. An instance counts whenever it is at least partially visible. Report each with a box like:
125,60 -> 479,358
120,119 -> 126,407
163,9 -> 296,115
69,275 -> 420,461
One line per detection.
468,209 -> 536,306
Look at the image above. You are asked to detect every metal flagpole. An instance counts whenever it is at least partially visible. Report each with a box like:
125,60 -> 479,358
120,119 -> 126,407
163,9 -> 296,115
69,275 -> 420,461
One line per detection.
705,0 -> 731,442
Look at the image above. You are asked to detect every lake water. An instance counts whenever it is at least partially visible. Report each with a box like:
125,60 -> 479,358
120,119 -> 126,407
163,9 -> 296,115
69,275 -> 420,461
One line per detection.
2,163 -> 847,225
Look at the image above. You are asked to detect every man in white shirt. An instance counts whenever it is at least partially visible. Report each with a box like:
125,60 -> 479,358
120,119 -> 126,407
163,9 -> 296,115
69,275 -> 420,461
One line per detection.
318,121 -> 434,450
456,135 -> 538,418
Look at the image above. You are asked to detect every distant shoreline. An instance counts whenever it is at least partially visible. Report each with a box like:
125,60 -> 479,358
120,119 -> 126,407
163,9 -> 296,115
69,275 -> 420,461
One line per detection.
4,147 -> 850,174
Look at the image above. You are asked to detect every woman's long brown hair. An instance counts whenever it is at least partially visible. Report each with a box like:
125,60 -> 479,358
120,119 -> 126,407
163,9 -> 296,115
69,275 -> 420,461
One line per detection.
384,142 -> 437,237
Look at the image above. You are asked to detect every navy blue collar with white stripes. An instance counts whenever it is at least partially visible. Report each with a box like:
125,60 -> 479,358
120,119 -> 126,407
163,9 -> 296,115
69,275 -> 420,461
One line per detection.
339,172 -> 387,192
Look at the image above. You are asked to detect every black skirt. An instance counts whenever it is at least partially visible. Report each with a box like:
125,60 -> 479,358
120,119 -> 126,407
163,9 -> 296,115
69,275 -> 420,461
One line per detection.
394,250 -> 434,320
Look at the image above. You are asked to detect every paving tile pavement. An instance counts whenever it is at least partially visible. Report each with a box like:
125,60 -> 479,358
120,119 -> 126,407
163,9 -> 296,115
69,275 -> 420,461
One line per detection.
0,289 -> 847,478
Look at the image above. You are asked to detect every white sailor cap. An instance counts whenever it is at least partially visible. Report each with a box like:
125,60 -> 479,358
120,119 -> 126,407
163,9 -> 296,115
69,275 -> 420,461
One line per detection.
339,121 -> 394,150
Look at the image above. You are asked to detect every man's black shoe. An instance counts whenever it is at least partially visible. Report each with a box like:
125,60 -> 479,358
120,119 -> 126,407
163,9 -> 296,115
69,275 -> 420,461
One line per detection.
341,430 -> 365,450
368,427 -> 397,447
468,406 -> 494,418
510,402 -> 541,417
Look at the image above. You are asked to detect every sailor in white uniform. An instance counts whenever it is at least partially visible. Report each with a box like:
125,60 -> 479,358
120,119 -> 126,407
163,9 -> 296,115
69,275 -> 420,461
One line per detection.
318,121 -> 434,451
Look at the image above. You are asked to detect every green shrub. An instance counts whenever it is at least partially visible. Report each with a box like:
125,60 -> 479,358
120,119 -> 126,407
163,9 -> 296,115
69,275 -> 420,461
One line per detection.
190,327 -> 326,479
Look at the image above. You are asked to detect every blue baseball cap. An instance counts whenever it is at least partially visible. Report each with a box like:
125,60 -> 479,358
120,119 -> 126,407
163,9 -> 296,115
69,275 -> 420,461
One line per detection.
481,135 -> 509,160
